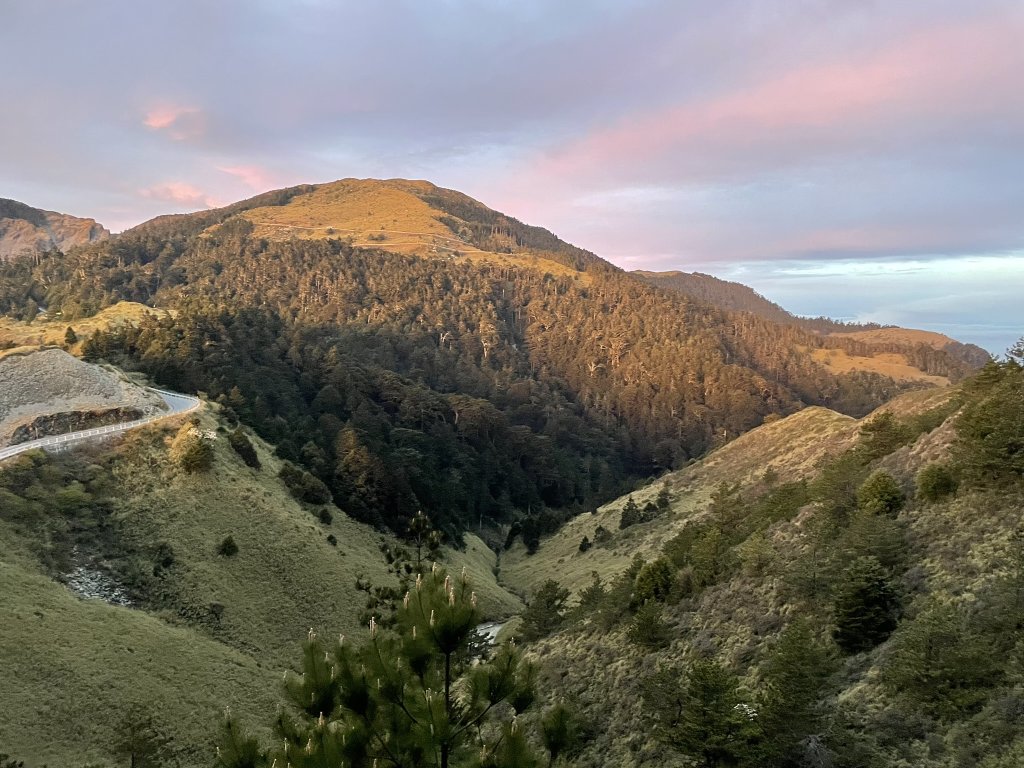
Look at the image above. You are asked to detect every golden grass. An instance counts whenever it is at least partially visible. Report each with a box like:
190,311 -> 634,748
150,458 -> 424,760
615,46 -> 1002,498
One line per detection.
498,387 -> 956,600
221,179 -> 589,282
830,327 -> 957,350
0,301 -> 166,357
806,346 -> 950,385
500,406 -> 861,599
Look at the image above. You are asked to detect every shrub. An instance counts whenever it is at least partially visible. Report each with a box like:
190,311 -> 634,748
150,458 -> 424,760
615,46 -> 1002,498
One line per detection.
318,507 -> 333,525
578,536 -> 592,552
217,536 -> 238,557
170,423 -> 214,473
279,461 -> 332,504
857,471 -> 905,517
326,534 -> 338,546
916,463 -> 958,501
227,428 -> 260,469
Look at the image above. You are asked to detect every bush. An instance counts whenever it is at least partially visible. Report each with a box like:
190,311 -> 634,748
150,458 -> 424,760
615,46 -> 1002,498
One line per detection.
227,428 -> 260,469
857,471 -> 905,517
916,463 -> 958,501
326,534 -> 338,546
318,508 -> 333,525
578,536 -> 592,552
279,461 -> 332,504
170,423 -> 214,473
217,536 -> 239,557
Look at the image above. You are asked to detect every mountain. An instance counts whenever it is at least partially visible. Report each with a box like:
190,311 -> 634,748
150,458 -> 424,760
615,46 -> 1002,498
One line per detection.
636,268 -> 991,378
0,198 -> 109,260
1,335 -> 1020,767
0,179 -> 1017,767
0,179 -> 986,540
499,357 -> 1024,767
633,269 -> 829,328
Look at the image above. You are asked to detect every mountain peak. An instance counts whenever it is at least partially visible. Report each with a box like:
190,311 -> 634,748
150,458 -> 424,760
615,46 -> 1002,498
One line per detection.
0,198 -> 109,260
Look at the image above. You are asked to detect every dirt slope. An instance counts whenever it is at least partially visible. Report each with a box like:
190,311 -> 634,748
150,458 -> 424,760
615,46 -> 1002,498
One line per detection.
0,348 -> 164,445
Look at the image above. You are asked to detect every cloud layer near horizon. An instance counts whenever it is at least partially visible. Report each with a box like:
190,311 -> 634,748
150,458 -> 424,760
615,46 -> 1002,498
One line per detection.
1,0 -> 1021,352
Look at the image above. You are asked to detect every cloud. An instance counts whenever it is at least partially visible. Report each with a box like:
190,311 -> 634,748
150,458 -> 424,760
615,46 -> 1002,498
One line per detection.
142,105 -> 206,141
217,164 -> 277,192
139,181 -> 221,209
529,11 -> 1024,187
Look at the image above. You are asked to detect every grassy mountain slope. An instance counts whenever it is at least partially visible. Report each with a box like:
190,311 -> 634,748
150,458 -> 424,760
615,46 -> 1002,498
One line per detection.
0,398 -> 521,767
500,387 -> 951,599
497,358 -> 1024,768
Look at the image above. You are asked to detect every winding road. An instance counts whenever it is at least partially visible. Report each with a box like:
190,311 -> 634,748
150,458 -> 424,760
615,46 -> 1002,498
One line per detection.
0,388 -> 200,463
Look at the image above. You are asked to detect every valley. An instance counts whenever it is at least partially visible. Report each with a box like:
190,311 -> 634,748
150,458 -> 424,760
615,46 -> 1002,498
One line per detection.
0,181 -> 1020,768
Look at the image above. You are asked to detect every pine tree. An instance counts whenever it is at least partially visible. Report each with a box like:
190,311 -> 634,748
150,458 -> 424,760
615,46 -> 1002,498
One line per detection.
757,620 -> 837,765
519,579 -> 570,641
832,556 -> 900,653
216,565 -> 538,768
856,471 -> 905,517
644,659 -> 757,767
619,496 -> 641,529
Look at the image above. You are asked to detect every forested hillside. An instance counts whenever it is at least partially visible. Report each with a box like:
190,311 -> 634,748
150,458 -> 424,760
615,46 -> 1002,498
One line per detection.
500,354 -> 1024,768
0,181 -> 982,538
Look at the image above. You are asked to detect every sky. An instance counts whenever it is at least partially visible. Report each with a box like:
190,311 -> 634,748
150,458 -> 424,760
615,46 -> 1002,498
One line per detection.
1,1 -> 1022,354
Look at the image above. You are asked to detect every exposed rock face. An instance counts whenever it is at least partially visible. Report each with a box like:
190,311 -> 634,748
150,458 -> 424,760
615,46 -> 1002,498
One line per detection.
0,198 -> 109,260
0,348 -> 164,446
10,407 -> 145,445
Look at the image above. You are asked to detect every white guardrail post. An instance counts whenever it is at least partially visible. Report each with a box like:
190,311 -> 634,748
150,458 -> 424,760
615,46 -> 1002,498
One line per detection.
0,389 -> 200,463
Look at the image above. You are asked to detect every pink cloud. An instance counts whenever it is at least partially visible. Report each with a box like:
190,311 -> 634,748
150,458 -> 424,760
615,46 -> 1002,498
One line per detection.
217,164 -> 276,192
142,105 -> 206,141
533,11 -> 1024,184
139,181 -> 221,209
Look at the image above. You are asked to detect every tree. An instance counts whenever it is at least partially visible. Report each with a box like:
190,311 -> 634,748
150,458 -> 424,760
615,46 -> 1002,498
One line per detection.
519,579 -> 570,641
633,557 -> 675,604
644,658 -> 757,767
619,496 -> 641,529
832,556 -> 900,653
115,712 -> 174,768
757,620 -> 837,765
539,702 -> 584,767
656,480 -> 673,511
408,510 -> 443,571
216,566 -> 538,768
856,471 -> 905,517
881,603 -> 1001,718
916,462 -> 957,501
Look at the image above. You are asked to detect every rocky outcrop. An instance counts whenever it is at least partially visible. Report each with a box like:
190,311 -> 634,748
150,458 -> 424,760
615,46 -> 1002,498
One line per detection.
0,198 -> 109,260
0,348 -> 164,446
10,407 -> 145,445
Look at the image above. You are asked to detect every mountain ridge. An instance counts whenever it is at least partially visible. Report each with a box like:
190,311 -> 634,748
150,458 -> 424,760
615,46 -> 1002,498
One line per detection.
0,198 -> 109,261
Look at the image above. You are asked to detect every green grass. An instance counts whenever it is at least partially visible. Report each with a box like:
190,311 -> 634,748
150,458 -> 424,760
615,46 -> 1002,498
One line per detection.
0,403 -> 522,767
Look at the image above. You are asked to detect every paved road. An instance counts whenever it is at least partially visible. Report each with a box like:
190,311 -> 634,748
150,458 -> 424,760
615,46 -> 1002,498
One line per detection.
0,388 -> 201,463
